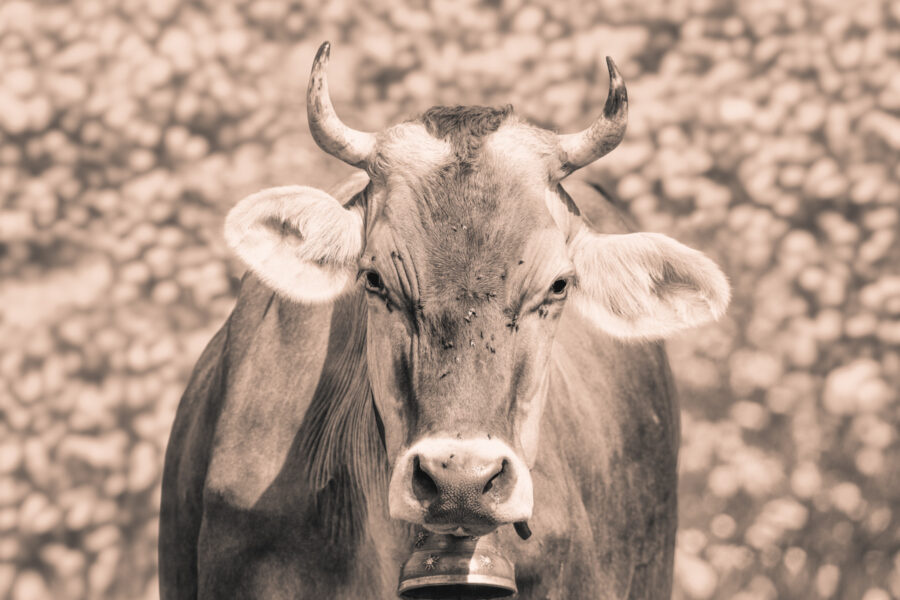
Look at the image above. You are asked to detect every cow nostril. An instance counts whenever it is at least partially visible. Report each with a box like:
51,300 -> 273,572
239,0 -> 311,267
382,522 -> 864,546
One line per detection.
411,456 -> 439,503
482,459 -> 508,494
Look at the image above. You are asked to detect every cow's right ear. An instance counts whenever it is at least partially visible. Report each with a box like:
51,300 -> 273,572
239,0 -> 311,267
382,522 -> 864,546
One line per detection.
224,185 -> 364,303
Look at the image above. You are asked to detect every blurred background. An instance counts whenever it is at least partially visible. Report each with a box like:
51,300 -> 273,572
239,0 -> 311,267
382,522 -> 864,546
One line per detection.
1,0 -> 898,598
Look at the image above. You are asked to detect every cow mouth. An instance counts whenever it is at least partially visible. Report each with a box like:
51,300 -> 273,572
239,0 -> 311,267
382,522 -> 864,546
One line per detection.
422,520 -> 531,540
398,530 -> 517,599
421,523 -> 497,538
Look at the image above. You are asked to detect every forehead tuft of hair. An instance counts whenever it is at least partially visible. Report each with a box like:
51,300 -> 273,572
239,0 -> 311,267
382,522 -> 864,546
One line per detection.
419,105 -> 515,165
420,105 -> 514,140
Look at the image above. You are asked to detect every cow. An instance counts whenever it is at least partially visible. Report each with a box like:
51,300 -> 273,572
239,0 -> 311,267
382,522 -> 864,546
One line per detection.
159,41 -> 730,599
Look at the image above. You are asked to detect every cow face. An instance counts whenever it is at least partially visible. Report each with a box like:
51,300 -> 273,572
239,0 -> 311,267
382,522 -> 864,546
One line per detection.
224,42 -> 730,537
359,112 -> 574,535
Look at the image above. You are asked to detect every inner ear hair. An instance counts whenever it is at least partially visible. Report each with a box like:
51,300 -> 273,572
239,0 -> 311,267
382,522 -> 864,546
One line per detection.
224,185 -> 365,304
570,231 -> 731,339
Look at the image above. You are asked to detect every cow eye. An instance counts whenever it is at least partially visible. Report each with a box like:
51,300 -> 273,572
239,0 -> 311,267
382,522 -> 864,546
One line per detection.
364,270 -> 384,292
549,278 -> 568,297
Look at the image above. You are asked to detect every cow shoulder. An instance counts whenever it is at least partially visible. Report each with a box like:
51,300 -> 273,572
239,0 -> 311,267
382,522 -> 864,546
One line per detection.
548,325 -> 679,598
159,317 -> 230,599
201,276 -> 334,507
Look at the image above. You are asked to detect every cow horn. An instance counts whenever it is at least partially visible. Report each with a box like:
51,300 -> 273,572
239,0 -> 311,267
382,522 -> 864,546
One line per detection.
307,42 -> 376,169
557,57 -> 628,175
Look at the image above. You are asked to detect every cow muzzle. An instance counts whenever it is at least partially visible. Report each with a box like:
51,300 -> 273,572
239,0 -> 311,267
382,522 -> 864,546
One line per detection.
388,437 -> 533,536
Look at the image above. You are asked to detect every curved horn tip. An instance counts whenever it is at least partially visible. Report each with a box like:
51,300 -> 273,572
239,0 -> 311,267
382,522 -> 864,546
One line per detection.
315,41 -> 331,64
604,57 -> 625,91
604,57 -> 620,77
306,40 -> 376,169
603,56 -> 627,116
554,56 -> 628,176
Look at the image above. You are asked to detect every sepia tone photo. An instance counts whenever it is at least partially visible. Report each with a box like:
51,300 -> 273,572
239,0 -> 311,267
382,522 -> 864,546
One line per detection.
1,0 -> 898,598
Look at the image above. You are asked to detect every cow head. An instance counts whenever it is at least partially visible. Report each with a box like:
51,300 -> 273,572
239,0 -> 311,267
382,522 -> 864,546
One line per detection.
225,43 -> 730,538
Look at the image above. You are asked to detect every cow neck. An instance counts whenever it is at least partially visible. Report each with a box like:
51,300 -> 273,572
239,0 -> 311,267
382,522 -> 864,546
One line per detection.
295,287 -> 389,542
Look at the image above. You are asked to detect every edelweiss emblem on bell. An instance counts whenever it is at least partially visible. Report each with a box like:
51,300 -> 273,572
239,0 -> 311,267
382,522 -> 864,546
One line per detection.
423,555 -> 440,570
479,554 -> 493,569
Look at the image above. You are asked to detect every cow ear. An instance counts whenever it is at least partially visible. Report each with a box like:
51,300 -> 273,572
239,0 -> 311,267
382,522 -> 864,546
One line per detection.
224,186 -> 364,303
570,231 -> 730,339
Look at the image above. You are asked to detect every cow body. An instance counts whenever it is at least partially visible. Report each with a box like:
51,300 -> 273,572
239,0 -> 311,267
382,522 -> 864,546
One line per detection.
161,42 -> 731,599
160,178 -> 679,600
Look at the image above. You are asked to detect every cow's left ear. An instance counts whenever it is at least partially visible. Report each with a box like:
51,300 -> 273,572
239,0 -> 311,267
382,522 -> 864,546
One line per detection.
569,230 -> 730,339
224,185 -> 364,303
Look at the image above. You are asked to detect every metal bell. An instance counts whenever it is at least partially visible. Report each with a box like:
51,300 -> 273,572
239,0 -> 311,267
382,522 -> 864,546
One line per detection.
398,530 -> 517,599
